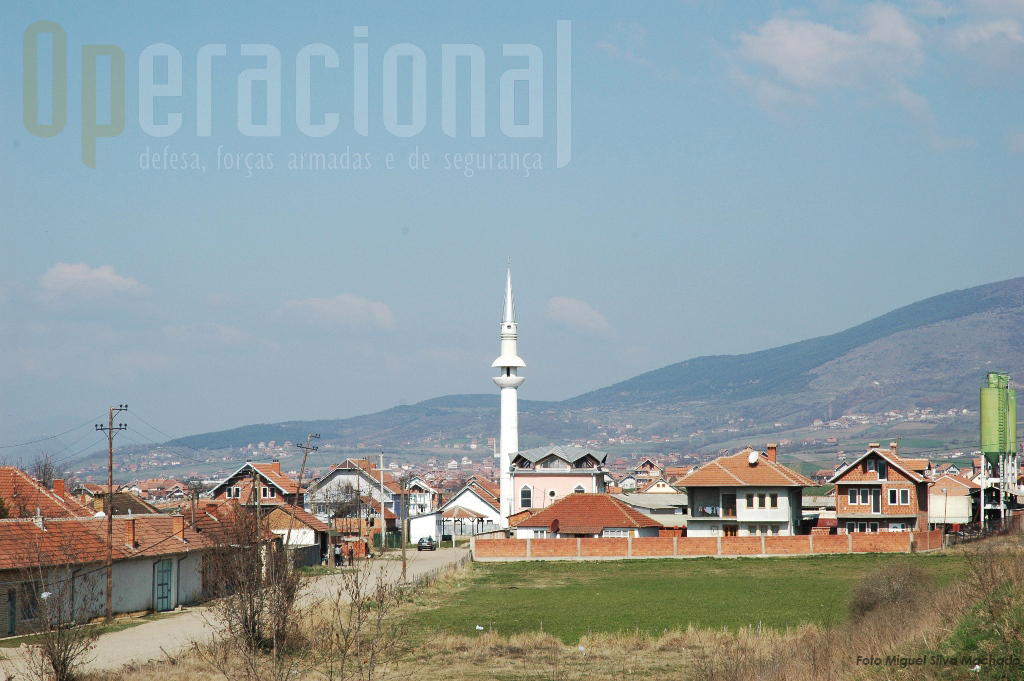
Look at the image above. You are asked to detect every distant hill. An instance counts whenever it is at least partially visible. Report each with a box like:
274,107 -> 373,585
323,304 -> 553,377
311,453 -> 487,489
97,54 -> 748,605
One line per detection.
173,277 -> 1024,451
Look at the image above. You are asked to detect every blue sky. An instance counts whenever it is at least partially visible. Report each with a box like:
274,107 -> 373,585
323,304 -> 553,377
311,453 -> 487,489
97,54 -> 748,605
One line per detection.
1,1 -> 1023,447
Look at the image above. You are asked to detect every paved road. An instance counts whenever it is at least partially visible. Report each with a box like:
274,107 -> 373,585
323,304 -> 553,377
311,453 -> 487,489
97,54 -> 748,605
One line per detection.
1,547 -> 469,676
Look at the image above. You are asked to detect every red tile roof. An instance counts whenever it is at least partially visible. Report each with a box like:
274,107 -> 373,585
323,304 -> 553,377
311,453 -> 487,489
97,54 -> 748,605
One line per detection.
518,494 -> 662,535
266,503 -> 330,533
680,449 -> 814,488
0,467 -> 94,518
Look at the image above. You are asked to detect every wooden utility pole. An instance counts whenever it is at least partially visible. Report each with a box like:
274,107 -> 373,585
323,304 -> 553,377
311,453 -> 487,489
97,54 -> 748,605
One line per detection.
379,452 -> 385,555
284,434 -> 319,554
96,404 -> 127,620
400,474 -> 407,582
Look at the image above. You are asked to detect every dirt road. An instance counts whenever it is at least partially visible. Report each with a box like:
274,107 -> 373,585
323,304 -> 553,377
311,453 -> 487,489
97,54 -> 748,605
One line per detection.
1,547 -> 469,676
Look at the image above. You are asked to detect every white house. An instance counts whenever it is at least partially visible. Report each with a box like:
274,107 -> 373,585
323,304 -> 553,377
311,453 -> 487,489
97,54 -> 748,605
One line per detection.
305,458 -> 401,522
408,478 -> 501,542
680,446 -> 814,538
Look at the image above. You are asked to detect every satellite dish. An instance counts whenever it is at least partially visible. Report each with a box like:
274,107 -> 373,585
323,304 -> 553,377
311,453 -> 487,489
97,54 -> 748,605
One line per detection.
509,464 -> 516,473
748,451 -> 759,466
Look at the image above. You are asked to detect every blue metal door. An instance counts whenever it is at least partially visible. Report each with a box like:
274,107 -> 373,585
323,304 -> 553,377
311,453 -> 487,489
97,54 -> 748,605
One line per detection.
155,559 -> 173,611
7,590 -> 14,635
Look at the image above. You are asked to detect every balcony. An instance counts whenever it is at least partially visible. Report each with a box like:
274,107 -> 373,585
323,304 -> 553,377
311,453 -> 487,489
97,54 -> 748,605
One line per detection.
694,506 -> 721,518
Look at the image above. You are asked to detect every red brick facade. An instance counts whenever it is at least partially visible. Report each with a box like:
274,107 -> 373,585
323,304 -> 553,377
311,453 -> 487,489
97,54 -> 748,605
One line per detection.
832,449 -> 929,532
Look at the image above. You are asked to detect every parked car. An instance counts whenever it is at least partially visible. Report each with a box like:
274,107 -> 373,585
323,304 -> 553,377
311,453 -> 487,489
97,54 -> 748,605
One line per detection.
417,536 -> 437,551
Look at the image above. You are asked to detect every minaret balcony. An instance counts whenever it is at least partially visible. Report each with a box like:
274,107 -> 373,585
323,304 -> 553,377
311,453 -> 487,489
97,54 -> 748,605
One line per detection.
493,375 -> 525,389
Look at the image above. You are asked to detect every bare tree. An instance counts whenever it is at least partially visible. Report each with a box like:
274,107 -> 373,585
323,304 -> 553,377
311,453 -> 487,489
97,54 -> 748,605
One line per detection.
17,528 -> 102,681
30,452 -> 59,490
198,505 -> 307,681
309,560 -> 409,681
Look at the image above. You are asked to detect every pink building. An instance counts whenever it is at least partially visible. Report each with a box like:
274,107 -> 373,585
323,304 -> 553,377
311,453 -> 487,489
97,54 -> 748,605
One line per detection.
510,446 -> 607,513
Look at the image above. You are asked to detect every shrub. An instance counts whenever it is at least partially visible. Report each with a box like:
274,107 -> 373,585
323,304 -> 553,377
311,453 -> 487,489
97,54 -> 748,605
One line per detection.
848,561 -> 932,622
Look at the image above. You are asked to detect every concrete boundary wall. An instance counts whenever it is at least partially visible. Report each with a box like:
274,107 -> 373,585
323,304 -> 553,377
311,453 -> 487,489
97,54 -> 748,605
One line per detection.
472,530 -> 944,562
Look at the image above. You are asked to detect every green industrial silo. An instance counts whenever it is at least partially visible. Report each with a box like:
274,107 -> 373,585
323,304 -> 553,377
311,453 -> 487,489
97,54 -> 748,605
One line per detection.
980,372 -> 1016,465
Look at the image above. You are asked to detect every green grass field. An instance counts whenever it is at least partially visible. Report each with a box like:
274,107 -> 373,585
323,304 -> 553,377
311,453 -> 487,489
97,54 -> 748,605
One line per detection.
411,553 -> 965,644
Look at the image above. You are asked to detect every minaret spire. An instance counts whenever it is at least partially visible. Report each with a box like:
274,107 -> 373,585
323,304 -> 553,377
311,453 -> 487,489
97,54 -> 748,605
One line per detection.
493,262 -> 525,529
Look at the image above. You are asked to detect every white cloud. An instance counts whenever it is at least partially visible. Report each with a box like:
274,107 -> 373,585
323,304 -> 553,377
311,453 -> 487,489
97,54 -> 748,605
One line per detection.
283,294 -> 394,330
736,5 -> 921,92
39,263 -> 146,298
951,18 -> 1024,46
597,21 -> 680,82
545,297 -> 613,335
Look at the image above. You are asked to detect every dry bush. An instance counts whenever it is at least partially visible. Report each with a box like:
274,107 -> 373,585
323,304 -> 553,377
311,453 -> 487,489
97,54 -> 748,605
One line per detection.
848,560 -> 933,622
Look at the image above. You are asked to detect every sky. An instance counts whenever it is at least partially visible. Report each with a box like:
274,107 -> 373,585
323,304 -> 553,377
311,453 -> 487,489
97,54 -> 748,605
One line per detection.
1,1 -> 1023,451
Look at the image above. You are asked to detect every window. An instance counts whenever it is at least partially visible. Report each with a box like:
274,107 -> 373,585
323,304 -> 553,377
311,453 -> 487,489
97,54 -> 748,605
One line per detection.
858,522 -> 868,533
771,525 -> 779,535
534,530 -> 547,539
859,488 -> 869,505
573,485 -> 585,494
877,462 -> 887,480
746,494 -> 754,508
520,486 -> 532,508
769,493 -> 778,508
748,525 -> 757,535
231,486 -> 241,499
603,529 -> 628,538
869,522 -> 879,533
758,493 -> 766,508
867,459 -> 876,473
548,490 -> 557,499
899,489 -> 910,505
846,522 -> 856,534
723,525 -> 738,537
261,487 -> 268,498
888,489 -> 898,505
848,488 -> 858,505
268,487 -> 276,498
889,522 -> 906,531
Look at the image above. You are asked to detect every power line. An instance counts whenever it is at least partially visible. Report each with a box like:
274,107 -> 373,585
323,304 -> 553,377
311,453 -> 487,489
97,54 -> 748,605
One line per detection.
0,414 -> 106,450
127,409 -> 207,456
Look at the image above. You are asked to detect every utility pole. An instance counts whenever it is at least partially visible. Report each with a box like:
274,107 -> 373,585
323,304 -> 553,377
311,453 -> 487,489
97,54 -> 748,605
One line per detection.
285,434 -> 319,555
379,451 -> 385,554
400,473 -> 407,582
96,404 -> 127,620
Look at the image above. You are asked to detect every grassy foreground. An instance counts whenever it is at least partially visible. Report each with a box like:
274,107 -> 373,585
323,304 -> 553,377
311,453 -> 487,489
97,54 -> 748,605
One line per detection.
410,553 -> 966,643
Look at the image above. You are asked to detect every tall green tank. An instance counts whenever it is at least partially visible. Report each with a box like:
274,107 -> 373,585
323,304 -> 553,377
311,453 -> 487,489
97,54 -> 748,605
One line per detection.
980,372 -> 1015,465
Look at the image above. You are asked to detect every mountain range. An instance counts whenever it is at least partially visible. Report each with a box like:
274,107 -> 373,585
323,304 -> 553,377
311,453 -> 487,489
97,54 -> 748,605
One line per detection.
173,276 -> 1024,452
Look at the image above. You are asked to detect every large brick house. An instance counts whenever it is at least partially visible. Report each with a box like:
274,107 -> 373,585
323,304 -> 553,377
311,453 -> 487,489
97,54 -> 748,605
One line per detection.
829,443 -> 929,533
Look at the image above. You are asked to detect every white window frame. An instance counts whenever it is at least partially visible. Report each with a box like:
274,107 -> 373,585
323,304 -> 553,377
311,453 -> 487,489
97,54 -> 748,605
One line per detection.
232,486 -> 241,499
771,525 -> 779,535
520,485 -> 532,508
573,485 -> 585,494
261,487 -> 268,498
869,522 -> 879,533
858,522 -> 868,533
603,529 -> 628,538
867,459 -> 876,473
899,488 -> 910,505
846,522 -> 855,534
848,488 -> 858,505
859,488 -> 869,505
888,489 -> 898,505
769,493 -> 778,508
269,487 -> 276,498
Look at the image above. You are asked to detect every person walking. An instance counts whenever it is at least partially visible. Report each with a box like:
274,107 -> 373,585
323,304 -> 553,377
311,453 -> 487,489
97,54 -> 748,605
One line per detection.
333,543 -> 342,567
347,544 -> 354,567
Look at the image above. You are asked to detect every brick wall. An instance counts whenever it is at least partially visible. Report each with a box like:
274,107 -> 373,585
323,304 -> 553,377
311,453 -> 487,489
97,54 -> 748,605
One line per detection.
530,538 -> 578,557
912,528 -> 943,551
765,535 -> 811,555
812,535 -> 850,554
850,532 -> 910,553
677,537 -> 718,556
581,538 -> 627,557
632,537 -> 675,557
721,536 -> 763,556
475,538 -> 528,557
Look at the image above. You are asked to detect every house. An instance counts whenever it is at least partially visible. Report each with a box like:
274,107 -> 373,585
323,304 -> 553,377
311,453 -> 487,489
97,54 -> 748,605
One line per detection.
812,469 -> 835,485
0,469 -> 93,518
305,458 -> 402,522
263,503 -> 330,551
829,442 -> 929,533
636,478 -> 678,494
73,485 -> 162,515
680,445 -> 813,538
408,478 -> 500,542
928,474 -> 979,527
404,476 -> 441,516
514,493 -> 662,539
631,458 -> 664,486
933,462 -> 962,477
0,513 -> 215,636
210,460 -> 303,507
510,446 -> 607,514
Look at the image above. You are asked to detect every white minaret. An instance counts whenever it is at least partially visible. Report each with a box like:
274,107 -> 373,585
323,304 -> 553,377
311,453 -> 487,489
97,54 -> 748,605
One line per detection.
492,265 -> 525,528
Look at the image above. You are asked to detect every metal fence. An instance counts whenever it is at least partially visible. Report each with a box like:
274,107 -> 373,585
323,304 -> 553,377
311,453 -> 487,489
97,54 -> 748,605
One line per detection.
944,513 -> 1022,548
407,551 -> 472,590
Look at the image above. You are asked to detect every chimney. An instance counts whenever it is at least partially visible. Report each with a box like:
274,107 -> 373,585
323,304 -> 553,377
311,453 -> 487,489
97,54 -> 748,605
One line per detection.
53,479 -> 65,497
868,442 -> 880,450
271,458 -> 281,474
766,444 -> 777,463
889,442 -> 898,457
125,517 -> 136,548
172,514 -> 185,540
